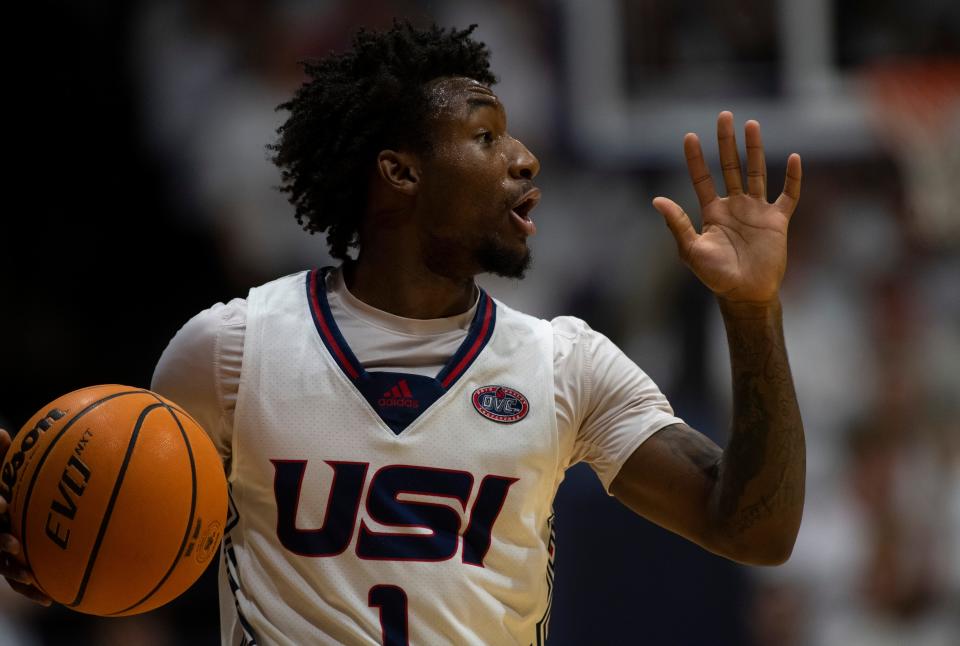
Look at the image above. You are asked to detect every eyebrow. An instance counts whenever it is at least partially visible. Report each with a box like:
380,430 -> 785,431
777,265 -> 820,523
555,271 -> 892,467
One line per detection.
466,94 -> 503,115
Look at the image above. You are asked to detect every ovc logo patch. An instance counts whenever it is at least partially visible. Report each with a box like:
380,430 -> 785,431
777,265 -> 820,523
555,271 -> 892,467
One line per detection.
471,385 -> 529,423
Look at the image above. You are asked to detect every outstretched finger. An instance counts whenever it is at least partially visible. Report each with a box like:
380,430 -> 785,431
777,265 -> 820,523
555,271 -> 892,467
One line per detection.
652,196 -> 698,258
744,120 -> 767,199
683,133 -> 718,208
774,153 -> 802,217
717,111 -> 744,196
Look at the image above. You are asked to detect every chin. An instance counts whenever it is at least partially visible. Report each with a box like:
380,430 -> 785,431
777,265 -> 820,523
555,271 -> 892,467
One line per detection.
477,238 -> 532,279
421,230 -> 532,280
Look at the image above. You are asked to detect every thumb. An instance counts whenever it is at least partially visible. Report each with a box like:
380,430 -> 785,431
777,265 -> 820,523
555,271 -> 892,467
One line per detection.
652,197 -> 697,257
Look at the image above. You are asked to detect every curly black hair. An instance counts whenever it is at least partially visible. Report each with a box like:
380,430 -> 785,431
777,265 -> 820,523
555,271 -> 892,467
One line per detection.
271,21 -> 497,260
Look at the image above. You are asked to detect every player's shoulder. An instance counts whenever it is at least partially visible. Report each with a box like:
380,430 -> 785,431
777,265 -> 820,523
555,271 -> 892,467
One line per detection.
241,269 -> 317,318
490,300 -> 600,361
490,299 -> 587,333
173,269 -> 310,339
490,297 -> 552,335
548,315 -> 595,341
248,269 -> 312,297
154,297 -> 248,394
547,315 -> 607,367
175,297 -> 248,344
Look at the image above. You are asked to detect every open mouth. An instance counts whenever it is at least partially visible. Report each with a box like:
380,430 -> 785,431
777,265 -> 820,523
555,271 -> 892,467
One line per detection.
509,188 -> 541,236
511,196 -> 537,220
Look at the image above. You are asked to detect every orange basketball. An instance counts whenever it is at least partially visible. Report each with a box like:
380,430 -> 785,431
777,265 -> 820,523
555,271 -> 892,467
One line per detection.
0,385 -> 228,616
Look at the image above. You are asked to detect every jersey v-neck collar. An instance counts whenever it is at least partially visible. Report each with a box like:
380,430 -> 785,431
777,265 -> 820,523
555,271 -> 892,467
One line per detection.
305,267 -> 497,435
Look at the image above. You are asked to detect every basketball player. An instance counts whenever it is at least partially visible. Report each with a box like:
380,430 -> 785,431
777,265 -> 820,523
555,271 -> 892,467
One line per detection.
1,22 -> 805,644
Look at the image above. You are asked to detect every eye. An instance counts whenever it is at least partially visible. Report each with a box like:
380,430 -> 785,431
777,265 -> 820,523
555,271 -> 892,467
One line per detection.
476,130 -> 494,144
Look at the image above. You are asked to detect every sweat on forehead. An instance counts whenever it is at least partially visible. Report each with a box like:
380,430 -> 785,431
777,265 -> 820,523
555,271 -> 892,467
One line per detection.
425,76 -> 499,117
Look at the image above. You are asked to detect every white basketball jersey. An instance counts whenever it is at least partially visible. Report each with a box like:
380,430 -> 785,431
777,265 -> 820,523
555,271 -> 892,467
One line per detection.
221,269 -> 563,645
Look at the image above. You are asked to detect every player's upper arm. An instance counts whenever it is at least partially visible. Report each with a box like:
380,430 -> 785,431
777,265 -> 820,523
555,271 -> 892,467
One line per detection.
552,316 -> 684,492
151,299 -> 247,468
553,317 -> 740,557
609,422 -> 725,553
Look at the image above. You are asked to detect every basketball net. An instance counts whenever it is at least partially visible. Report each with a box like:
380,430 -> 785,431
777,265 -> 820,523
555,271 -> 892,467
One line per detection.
862,59 -> 960,246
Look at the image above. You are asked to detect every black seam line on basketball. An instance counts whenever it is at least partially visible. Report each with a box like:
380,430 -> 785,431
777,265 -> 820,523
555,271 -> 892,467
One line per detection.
66,402 -> 166,608
163,403 -> 199,428
132,389 -> 204,435
110,400 -> 199,616
18,390 -> 150,574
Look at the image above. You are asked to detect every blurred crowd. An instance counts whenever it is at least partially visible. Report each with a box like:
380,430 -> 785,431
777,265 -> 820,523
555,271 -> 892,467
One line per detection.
2,0 -> 958,644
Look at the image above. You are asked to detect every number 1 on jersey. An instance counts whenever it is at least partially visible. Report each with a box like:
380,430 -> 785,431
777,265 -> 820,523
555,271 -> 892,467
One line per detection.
369,585 -> 409,646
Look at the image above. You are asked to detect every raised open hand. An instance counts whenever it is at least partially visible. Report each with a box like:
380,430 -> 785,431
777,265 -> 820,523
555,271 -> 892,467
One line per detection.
653,111 -> 802,304
1,428 -> 52,606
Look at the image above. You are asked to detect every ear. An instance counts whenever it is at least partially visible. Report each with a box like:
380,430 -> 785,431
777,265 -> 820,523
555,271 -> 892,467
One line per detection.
376,150 -> 421,196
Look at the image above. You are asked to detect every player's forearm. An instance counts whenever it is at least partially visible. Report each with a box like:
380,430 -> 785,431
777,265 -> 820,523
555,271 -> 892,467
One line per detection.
709,298 -> 805,565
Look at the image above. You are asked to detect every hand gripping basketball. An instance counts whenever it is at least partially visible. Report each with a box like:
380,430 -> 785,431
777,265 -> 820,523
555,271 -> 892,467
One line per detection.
0,385 -> 228,616
0,428 -> 53,606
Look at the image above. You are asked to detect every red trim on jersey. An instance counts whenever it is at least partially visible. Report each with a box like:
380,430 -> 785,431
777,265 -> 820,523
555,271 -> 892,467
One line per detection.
440,296 -> 493,388
309,270 -> 359,379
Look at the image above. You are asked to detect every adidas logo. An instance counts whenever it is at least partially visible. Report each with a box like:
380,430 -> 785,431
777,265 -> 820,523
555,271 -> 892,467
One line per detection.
377,379 -> 420,408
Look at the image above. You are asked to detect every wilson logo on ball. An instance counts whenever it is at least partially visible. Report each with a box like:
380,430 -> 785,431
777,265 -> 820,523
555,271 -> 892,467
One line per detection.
0,408 -> 66,502
196,521 -> 223,565
471,386 -> 529,423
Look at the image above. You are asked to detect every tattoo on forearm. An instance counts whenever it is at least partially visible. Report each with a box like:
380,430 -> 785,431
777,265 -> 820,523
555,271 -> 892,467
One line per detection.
714,302 -> 805,539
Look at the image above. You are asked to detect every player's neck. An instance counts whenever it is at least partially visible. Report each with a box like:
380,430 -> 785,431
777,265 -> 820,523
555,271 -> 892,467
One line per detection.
343,255 -> 477,320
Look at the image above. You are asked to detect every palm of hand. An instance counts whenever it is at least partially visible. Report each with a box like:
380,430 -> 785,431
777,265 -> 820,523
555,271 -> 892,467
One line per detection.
687,195 -> 789,302
654,112 -> 802,304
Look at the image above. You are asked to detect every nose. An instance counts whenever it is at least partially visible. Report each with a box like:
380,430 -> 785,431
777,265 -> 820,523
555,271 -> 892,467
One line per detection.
508,137 -> 540,180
